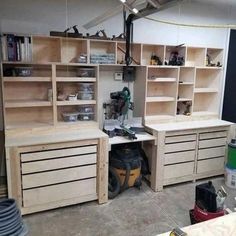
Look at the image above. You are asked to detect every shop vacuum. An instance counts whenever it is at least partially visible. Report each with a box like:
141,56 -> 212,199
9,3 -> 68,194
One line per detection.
189,181 -> 227,224
108,143 -> 150,199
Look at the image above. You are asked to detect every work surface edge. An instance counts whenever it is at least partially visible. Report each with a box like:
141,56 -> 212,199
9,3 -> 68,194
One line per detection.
146,119 -> 233,132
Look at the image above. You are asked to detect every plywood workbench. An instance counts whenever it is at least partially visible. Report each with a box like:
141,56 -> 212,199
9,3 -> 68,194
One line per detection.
145,119 -> 233,191
5,127 -> 108,215
157,213 -> 236,236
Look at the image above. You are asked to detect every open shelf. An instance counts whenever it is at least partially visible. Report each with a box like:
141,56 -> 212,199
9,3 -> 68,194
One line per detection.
142,44 -> 165,65
165,45 -> 186,66
61,38 -> 88,63
5,106 -> 53,129
178,84 -> 194,100
194,88 -> 218,93
186,47 -> 206,66
146,96 -> 175,102
57,100 -> 96,106
177,100 -> 192,115
147,82 -> 177,98
5,100 -> 52,108
117,42 -> 141,65
148,67 -> 179,80
56,77 -> 96,82
32,36 -> 61,63
179,67 -> 195,83
146,101 -> 175,117
3,77 -> 52,82
206,48 -> 223,67
147,77 -> 176,82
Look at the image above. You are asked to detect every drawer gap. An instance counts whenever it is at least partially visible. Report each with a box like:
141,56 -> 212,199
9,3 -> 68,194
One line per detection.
165,140 -> 196,144
164,160 -> 195,166
165,149 -> 196,154
199,145 -> 226,150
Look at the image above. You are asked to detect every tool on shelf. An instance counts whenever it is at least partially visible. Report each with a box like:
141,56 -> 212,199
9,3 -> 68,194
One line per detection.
89,29 -> 110,40
169,227 -> 187,236
50,25 -> 83,38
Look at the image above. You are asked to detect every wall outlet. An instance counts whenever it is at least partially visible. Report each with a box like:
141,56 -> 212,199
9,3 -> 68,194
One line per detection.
114,72 -> 123,81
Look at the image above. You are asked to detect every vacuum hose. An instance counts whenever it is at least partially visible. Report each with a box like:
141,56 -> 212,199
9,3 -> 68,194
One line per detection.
0,199 -> 28,236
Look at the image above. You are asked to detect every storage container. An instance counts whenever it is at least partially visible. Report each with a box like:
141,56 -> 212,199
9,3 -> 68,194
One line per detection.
78,83 -> 94,92
77,67 -> 95,77
78,112 -> 94,121
228,139 -> 236,169
78,105 -> 94,113
62,112 -> 78,122
225,165 -> 236,189
77,91 -> 94,100
14,67 -> 32,77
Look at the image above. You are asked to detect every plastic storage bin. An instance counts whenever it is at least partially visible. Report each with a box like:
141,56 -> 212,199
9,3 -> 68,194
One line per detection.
77,67 -> 95,77
77,91 -> 94,100
62,112 -> 78,122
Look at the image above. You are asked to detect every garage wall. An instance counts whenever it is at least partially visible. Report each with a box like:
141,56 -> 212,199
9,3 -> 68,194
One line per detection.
0,0 -> 235,125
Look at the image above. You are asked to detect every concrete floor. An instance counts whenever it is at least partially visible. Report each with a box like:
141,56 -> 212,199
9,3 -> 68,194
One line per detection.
24,177 -> 236,236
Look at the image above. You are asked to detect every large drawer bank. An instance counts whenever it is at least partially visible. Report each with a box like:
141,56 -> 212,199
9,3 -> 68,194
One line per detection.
146,120 -> 233,191
5,128 -> 108,215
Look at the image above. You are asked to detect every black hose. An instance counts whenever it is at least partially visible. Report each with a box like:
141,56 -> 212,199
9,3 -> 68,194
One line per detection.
0,199 -> 28,236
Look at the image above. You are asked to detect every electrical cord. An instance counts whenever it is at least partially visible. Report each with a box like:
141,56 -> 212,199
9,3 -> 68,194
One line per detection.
0,199 -> 28,236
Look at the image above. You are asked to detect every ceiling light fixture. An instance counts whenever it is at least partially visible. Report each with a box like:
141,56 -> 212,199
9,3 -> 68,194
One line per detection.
132,8 -> 139,14
119,0 -> 127,3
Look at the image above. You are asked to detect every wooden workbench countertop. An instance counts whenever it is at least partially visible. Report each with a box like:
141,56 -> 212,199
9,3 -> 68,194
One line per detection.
146,119 -> 233,132
5,128 -> 108,147
157,212 -> 236,236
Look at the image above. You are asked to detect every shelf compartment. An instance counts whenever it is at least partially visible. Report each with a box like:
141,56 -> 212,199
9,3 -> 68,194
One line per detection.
4,82 -> 52,101
5,100 -> 52,108
32,36 -> 61,63
56,77 -> 96,82
186,47 -> 206,66
90,40 -> 116,64
148,67 -> 179,80
146,96 -> 175,102
147,82 -> 177,98
57,100 -> 96,106
5,107 -> 53,129
61,38 -> 88,63
207,48 -> 223,66
2,64 -> 52,77
56,65 -> 97,77
117,42 -> 141,65
142,44 -> 165,65
146,101 -> 175,117
165,45 -> 186,66
193,93 -> 219,114
179,67 -> 195,83
178,84 -> 194,100
195,68 -> 221,90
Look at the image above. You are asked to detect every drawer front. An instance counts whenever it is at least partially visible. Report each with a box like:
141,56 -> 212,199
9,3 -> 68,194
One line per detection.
200,131 -> 227,140
165,141 -> 196,153
165,134 -> 196,144
21,145 -> 97,162
164,150 -> 195,165
197,157 -> 225,174
21,153 -> 97,174
22,165 -> 97,189
199,138 -> 227,149
164,162 -> 194,180
23,178 -> 96,207
198,147 -> 226,160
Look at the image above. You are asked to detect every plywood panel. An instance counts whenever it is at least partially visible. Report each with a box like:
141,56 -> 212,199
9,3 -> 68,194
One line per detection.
164,150 -> 195,165
165,134 -> 196,144
21,145 -> 97,162
198,147 -> 226,160
21,153 -> 97,174
164,162 -> 194,179
199,138 -> 226,149
23,178 -> 96,207
22,165 -> 96,189
197,157 -> 224,174
199,131 -> 227,140
165,141 -> 196,153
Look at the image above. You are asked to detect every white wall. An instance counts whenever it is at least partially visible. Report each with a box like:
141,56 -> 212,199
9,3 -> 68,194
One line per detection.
0,0 -> 236,124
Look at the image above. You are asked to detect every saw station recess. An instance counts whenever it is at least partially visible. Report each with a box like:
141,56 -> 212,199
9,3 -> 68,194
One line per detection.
1,0 -> 236,235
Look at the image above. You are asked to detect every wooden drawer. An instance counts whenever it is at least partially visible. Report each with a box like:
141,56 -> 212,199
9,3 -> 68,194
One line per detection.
198,147 -> 226,160
165,134 -> 196,144
199,131 -> 227,140
23,178 -> 96,207
197,157 -> 225,174
164,150 -> 195,165
199,138 -> 226,149
21,153 -> 97,174
21,145 -> 97,162
165,141 -> 196,153
164,162 -> 194,180
22,165 -> 97,189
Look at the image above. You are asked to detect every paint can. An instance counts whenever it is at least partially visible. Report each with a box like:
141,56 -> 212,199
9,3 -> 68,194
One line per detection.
225,165 -> 236,189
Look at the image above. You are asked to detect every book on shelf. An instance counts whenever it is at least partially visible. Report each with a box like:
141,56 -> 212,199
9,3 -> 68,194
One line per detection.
1,33 -> 32,62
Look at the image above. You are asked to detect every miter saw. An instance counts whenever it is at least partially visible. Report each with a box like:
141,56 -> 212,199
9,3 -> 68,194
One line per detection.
103,87 -> 138,140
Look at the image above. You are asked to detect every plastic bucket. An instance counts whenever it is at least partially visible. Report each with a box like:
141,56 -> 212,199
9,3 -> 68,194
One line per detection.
225,165 -> 236,189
